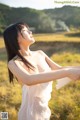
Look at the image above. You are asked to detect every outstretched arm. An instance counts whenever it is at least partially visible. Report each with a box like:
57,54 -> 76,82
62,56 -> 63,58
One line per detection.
8,59 -> 80,86
8,59 -> 68,86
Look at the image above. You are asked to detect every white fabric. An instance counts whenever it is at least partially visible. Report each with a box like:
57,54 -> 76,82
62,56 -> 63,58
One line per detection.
56,77 -> 72,89
18,65 -> 53,120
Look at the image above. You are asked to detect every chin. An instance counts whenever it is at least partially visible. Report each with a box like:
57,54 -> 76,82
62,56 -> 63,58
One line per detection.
31,38 -> 35,43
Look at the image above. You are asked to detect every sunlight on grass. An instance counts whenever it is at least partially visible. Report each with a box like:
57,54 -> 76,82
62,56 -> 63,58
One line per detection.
34,32 -> 80,42
0,37 -> 5,48
6,107 -> 17,120
8,84 -> 22,105
0,86 -> 8,96
51,52 -> 80,66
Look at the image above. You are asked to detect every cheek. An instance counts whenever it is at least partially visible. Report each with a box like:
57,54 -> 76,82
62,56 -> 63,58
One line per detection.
22,32 -> 34,43
23,32 -> 29,39
22,35 -> 32,44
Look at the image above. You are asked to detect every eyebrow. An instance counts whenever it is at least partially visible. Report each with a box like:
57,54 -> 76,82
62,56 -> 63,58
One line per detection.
21,29 -> 28,31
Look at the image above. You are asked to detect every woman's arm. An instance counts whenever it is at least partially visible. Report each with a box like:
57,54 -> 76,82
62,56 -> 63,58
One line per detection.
8,59 -> 80,86
8,59 -> 68,86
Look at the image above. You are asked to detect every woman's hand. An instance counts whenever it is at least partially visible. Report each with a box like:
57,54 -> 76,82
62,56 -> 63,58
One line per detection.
67,67 -> 80,81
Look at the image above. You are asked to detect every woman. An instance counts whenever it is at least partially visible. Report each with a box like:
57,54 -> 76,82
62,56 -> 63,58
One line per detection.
3,22 -> 80,120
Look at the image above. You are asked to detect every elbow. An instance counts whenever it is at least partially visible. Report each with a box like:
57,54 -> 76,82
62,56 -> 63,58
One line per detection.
25,81 -> 36,86
26,79 -> 33,86
23,75 -> 35,86
26,83 -> 33,86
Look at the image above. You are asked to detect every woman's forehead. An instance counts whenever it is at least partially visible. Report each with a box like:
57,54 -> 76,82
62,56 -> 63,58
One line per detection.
22,26 -> 28,31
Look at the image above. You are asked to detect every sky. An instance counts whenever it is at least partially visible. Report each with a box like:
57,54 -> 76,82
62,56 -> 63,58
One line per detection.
0,0 -> 80,9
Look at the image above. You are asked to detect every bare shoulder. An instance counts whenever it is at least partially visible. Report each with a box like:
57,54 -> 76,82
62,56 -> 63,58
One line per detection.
8,59 -> 16,69
8,56 -> 20,68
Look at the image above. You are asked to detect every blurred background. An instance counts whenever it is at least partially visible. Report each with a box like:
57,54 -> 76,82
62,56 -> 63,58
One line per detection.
0,1 -> 80,120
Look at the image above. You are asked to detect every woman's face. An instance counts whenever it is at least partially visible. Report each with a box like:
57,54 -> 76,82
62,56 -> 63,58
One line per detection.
18,26 -> 35,47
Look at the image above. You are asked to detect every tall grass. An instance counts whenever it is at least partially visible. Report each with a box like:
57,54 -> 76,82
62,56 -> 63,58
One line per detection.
34,32 -> 80,42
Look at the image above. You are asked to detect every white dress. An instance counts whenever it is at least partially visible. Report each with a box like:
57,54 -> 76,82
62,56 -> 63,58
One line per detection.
18,67 -> 53,120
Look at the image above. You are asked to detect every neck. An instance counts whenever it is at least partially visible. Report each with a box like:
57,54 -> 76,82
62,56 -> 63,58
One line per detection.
19,45 -> 32,56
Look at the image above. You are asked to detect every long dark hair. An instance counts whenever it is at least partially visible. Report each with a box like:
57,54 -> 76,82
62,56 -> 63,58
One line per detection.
3,22 -> 34,83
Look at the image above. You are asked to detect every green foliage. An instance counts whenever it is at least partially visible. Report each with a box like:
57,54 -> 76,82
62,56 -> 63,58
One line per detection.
37,12 -> 55,33
0,4 -> 80,34
44,6 -> 80,27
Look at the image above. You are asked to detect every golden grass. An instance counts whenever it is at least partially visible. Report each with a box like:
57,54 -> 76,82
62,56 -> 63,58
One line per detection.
0,37 -> 5,48
51,52 -> 80,66
33,32 -> 80,42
